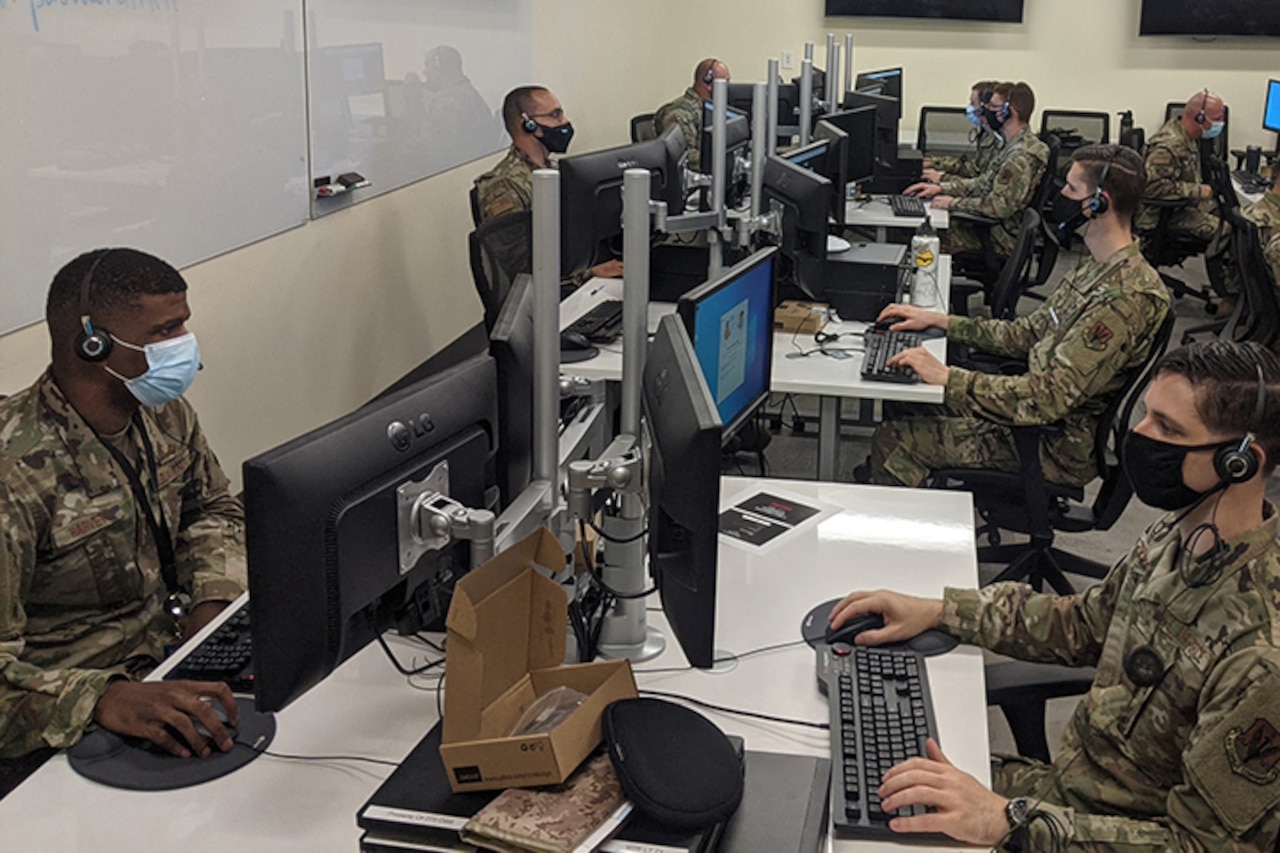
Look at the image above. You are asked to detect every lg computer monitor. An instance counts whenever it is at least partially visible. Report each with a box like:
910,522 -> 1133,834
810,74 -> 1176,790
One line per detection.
1265,79 -> 1280,136
813,120 -> 851,224
559,126 -> 688,278
762,154 -> 832,300
842,90 -> 901,166
676,248 -> 777,440
699,102 -> 751,173
244,355 -> 500,712
643,315 -> 723,669
855,67 -> 902,102
820,106 -> 878,189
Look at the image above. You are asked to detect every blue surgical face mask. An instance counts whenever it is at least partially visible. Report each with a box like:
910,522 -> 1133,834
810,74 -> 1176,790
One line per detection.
1203,120 -> 1224,139
965,103 -> 982,128
104,332 -> 201,407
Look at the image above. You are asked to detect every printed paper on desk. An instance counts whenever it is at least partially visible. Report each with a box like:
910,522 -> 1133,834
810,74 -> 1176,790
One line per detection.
717,488 -> 839,554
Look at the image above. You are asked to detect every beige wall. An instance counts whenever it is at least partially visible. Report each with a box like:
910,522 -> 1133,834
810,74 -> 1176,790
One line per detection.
2,0 -> 1274,490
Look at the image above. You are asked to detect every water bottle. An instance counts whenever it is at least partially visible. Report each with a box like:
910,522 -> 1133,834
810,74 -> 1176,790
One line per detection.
910,219 -> 941,307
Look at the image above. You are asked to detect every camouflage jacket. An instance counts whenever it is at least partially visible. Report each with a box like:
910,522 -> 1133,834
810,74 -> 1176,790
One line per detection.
941,127 -> 1049,253
0,371 -> 246,757
941,504 -> 1280,850
930,130 -> 1003,180
473,146 -> 592,289
654,88 -> 704,172
1134,119 -> 1202,233
1243,189 -> 1280,288
945,241 -> 1170,485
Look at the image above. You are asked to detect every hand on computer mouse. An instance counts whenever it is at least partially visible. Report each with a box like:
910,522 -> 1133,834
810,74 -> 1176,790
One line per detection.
94,680 -> 239,758
828,590 -> 944,647
874,304 -> 947,334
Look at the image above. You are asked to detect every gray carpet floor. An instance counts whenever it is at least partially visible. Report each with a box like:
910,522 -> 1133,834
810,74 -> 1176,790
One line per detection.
735,248 -> 1280,758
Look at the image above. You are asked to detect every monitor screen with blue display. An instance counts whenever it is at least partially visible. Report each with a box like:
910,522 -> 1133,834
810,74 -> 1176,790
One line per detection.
676,248 -> 776,440
1265,79 -> 1280,134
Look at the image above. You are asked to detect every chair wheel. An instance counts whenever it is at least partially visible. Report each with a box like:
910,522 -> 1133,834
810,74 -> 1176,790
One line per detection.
1204,302 -> 1219,316
988,530 -> 1003,547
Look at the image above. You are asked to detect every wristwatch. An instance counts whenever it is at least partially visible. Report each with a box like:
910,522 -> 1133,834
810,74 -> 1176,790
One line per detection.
1005,796 -> 1031,829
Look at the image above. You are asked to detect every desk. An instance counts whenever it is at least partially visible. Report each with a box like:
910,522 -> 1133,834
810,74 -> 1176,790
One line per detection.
0,478 -> 988,853
845,196 -> 949,243
562,259 -> 952,483
1234,173 -> 1266,208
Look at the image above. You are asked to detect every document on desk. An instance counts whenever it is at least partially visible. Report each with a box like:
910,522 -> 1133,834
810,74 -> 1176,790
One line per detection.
719,489 -> 838,552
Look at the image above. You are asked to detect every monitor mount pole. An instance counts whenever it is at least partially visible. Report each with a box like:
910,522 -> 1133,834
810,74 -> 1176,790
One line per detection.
766,58 -> 783,155
825,34 -> 839,115
566,168 -> 665,663
799,55 -> 814,147
844,33 -> 855,97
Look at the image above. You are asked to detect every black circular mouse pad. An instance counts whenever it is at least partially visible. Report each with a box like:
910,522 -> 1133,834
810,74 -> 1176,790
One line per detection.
68,696 -> 275,790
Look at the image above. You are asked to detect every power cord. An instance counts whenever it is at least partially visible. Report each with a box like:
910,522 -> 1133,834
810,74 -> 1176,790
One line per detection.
638,689 -> 828,731
377,633 -> 446,676
232,740 -> 400,769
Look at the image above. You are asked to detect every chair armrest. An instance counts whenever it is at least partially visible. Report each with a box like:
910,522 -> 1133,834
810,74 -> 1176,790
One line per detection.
948,211 -> 1001,226
1143,196 -> 1195,210
986,660 -> 1096,762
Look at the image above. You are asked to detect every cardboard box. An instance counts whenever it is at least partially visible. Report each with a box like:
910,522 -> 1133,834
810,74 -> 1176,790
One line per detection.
439,527 -> 637,793
774,300 -> 829,335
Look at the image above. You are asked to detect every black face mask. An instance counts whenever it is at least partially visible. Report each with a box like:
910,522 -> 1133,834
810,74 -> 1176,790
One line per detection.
1051,192 -> 1091,247
1122,431 -> 1239,511
537,121 -> 574,154
984,105 -> 1008,133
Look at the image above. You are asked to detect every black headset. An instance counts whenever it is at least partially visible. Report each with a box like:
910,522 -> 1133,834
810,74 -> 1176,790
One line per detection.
703,59 -> 719,86
1212,351 -> 1267,483
1087,152 -> 1113,216
74,250 -> 115,363
1194,88 -> 1209,126
520,111 -> 538,134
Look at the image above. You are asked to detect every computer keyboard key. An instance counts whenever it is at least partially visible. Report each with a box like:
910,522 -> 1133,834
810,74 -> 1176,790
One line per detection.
862,330 -> 923,384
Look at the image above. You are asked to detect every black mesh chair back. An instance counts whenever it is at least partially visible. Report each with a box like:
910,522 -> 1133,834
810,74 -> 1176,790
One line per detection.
468,185 -> 482,227
1119,125 -> 1145,152
1226,208 -> 1280,349
989,209 -> 1042,320
468,210 -> 532,333
630,112 -> 657,143
916,106 -> 974,156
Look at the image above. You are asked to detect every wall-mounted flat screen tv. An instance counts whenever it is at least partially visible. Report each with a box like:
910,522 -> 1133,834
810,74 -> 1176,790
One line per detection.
825,0 -> 1023,22
1139,0 -> 1280,36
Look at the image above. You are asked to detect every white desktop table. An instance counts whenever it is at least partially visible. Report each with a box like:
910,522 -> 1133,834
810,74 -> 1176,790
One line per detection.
844,196 -> 949,243
0,478 -> 988,853
563,258 -> 951,482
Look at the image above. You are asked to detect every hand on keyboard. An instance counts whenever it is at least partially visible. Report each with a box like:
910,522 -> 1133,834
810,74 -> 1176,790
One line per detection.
878,738 -> 1012,846
885,342 -> 948,386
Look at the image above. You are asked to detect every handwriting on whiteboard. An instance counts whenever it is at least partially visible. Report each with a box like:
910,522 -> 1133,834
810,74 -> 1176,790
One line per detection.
3,0 -> 181,34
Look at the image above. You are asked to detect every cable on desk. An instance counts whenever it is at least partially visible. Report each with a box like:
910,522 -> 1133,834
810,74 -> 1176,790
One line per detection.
639,689 -> 828,731
233,741 -> 401,769
633,639 -> 808,674
377,633 -> 445,676
414,634 -> 446,654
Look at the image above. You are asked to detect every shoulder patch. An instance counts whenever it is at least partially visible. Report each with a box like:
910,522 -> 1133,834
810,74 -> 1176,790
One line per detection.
1227,718 -> 1280,785
1084,321 -> 1114,351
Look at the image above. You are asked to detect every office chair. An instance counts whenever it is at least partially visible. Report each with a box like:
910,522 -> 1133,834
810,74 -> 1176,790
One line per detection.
948,208 -> 1041,320
1178,154 -> 1243,344
1040,110 -> 1110,179
630,112 -> 658,143
1164,102 -> 1229,162
1224,208 -> 1280,349
916,106 -> 974,159
928,310 -> 1175,595
1137,180 -> 1224,316
468,185 -> 482,228
467,210 -> 532,333
949,133 -> 1060,308
986,659 -> 1096,763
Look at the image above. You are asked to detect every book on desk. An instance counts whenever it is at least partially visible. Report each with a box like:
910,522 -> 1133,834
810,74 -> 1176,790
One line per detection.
357,722 -> 829,853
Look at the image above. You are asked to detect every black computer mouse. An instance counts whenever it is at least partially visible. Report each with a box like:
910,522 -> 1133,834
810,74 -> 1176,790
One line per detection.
870,317 -> 904,333
560,330 -> 593,351
824,612 -> 885,645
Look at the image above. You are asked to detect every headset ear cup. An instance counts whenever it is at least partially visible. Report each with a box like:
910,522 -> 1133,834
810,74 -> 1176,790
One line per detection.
521,113 -> 537,134
1214,442 -> 1259,483
75,326 -> 113,363
1090,191 -> 1109,216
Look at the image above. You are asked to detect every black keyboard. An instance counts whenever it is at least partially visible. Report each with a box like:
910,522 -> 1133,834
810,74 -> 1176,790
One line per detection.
862,331 -> 921,384
1233,169 -> 1269,194
565,299 -> 624,343
818,645 -> 942,840
164,602 -> 254,694
889,195 -> 928,217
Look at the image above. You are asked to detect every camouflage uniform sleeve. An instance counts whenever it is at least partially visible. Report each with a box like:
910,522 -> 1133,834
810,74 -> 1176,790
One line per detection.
939,171 -> 989,198
1018,648 -> 1280,850
655,100 -> 701,172
942,290 -> 1167,426
172,409 -> 245,607
947,145 -> 1044,220
946,302 -> 1055,360
476,174 -> 531,225
1263,233 -> 1280,287
940,556 -> 1125,666
0,484 -> 124,756
1143,141 -> 1199,202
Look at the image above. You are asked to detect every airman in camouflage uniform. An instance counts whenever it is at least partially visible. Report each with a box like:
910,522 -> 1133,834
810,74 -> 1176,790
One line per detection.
944,504 -> 1280,849
834,340 -> 1280,849
654,59 -> 730,173
1,248 -> 244,774
939,125 -> 1049,257
871,240 -> 1170,487
1134,118 -> 1226,244
1242,175 -> 1280,292
474,144 -> 541,226
928,131 -> 1002,181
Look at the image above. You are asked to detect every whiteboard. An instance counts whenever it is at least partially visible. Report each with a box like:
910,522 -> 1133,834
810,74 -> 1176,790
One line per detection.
306,0 -> 531,217
0,0 -> 309,335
